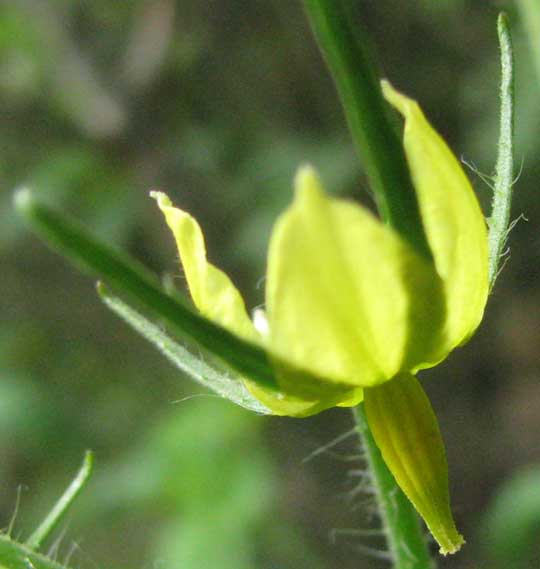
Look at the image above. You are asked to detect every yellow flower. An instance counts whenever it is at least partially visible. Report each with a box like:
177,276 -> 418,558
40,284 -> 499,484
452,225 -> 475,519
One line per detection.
152,82 -> 488,555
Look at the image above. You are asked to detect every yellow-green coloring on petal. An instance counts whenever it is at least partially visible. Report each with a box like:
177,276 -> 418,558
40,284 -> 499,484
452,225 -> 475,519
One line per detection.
152,81 -> 489,556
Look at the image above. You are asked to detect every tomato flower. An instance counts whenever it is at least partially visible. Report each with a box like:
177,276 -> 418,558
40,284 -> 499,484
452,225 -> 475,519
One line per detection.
152,82 -> 488,554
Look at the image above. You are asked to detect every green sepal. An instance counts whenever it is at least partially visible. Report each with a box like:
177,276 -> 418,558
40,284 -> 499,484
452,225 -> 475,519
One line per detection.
97,283 -> 271,414
364,373 -> 465,555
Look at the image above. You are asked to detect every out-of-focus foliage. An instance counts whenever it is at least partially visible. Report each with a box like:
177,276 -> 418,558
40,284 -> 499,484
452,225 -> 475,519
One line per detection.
482,466 -> 540,569
1,1 -> 540,568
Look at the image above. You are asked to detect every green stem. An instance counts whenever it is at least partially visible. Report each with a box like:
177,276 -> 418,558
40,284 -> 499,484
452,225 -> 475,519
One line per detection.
488,13 -> 515,288
354,405 -> 434,569
303,1 -> 434,566
302,0 -> 432,260
26,451 -> 93,550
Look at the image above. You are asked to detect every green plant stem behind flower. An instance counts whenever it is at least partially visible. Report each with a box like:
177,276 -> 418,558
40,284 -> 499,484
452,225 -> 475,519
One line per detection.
302,0 -> 432,260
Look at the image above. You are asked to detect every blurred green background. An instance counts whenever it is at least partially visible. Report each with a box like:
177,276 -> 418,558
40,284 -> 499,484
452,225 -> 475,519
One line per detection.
1,1 -> 540,568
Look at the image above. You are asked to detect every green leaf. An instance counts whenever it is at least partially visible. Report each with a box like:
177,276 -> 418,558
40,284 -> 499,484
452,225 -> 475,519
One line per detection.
97,283 -> 270,414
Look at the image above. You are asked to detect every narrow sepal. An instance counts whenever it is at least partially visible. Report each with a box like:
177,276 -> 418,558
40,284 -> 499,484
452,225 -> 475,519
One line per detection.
97,283 -> 271,414
364,373 -> 465,555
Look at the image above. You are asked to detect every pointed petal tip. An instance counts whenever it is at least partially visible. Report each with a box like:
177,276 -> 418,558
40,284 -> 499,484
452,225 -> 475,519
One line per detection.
150,190 -> 172,208
295,163 -> 317,181
293,164 -> 324,203
381,79 -> 418,120
380,77 -> 393,95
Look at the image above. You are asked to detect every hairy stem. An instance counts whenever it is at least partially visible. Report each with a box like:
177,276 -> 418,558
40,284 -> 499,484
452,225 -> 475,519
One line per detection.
488,13 -> 515,288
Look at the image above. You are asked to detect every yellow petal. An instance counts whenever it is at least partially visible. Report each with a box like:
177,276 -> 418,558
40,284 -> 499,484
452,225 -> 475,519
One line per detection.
336,387 -> 364,408
152,190 -> 357,417
247,383 -> 363,418
382,81 -> 489,352
364,373 -> 465,555
151,191 -> 257,342
266,166 -> 446,393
